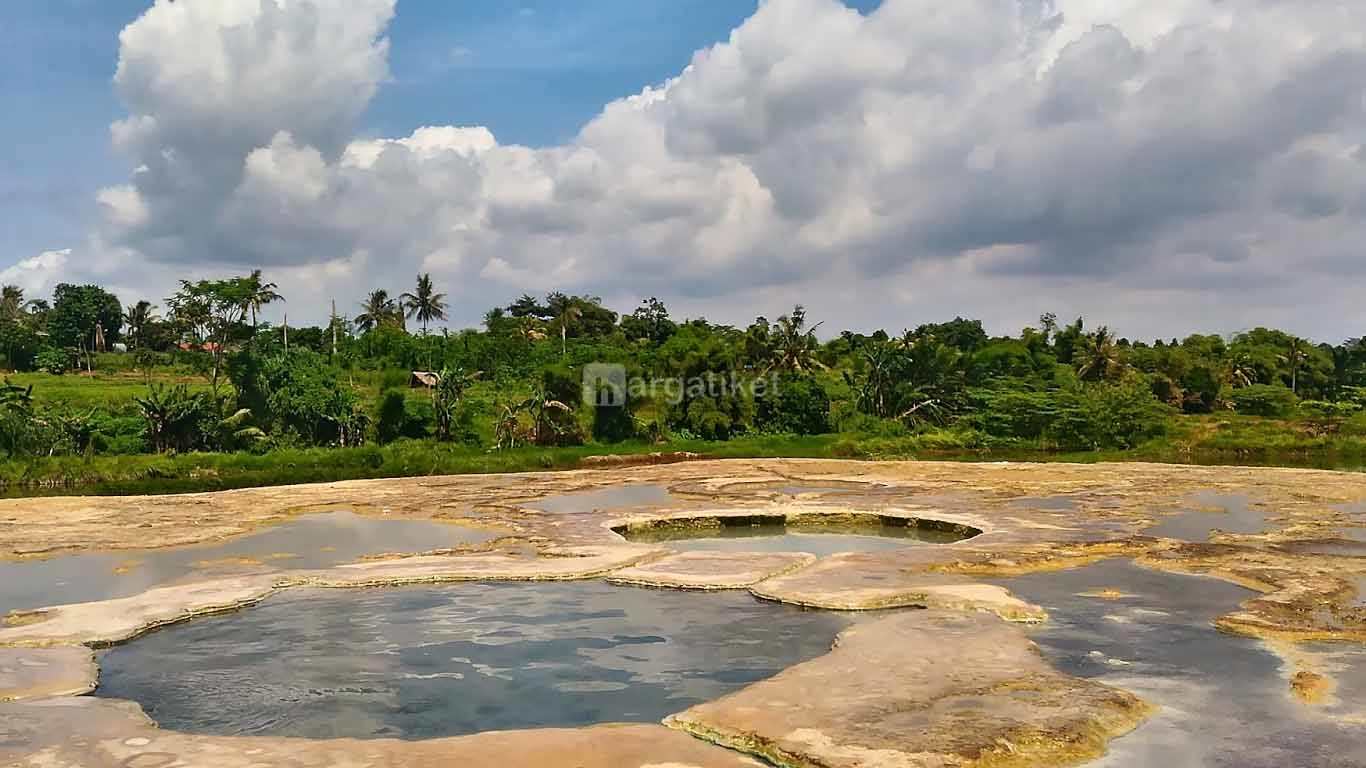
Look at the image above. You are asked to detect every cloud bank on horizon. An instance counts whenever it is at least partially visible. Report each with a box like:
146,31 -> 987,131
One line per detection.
30,0 -> 1366,338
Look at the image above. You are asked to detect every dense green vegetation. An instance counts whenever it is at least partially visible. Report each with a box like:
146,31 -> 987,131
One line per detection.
2,273 -> 1366,495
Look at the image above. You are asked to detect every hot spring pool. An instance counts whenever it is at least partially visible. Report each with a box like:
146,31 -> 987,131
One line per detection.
94,581 -> 862,739
613,514 -> 977,555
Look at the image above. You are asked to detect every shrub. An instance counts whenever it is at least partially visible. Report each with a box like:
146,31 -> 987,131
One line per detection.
969,376 -> 1168,450
1229,384 -> 1298,418
34,347 -> 68,376
230,349 -> 363,445
134,384 -> 216,453
591,401 -> 636,443
1072,375 -> 1171,449
685,399 -> 734,441
1298,400 -> 1362,435
834,409 -> 910,438
375,390 -> 409,444
967,388 -> 1057,441
754,375 -> 830,435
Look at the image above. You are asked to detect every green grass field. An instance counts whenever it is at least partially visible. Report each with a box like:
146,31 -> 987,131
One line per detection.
6,371 -> 218,410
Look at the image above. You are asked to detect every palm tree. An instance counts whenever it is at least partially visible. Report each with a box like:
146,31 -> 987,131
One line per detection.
355,290 -> 399,334
0,286 -> 24,324
1226,353 -> 1257,389
1281,338 -> 1307,394
766,305 -> 824,373
1075,327 -> 1126,382
520,317 -> 547,342
553,303 -> 582,357
400,273 -> 448,336
845,343 -> 900,419
244,270 -> 284,330
123,301 -> 158,350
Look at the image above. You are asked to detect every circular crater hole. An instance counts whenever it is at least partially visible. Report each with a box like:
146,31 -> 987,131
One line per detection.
612,513 -> 980,556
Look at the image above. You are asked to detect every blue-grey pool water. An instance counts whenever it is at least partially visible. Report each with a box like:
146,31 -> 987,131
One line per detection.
0,512 -> 494,616
531,484 -> 677,514
1000,560 -> 1366,767
1145,492 -> 1270,541
94,581 -> 860,739
620,522 -> 966,555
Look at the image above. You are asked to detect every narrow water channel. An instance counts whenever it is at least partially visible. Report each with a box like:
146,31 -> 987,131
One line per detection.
999,560 -> 1366,767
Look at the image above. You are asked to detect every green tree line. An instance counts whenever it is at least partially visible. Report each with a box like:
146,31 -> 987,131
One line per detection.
2,271 -> 1365,462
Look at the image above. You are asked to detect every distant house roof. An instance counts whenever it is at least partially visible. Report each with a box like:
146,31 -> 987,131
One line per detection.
177,341 -> 222,352
410,371 -> 440,388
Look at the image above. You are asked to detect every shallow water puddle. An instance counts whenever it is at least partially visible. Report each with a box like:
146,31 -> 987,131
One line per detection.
530,484 -> 677,514
0,512 -> 494,616
619,522 -> 966,556
94,581 -> 860,739
1145,492 -> 1271,541
999,561 -> 1366,767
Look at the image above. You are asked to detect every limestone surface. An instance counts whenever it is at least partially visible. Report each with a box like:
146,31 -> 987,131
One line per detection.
608,551 -> 818,589
0,697 -> 765,768
749,552 -> 1048,621
0,647 -> 96,701
668,610 -> 1152,768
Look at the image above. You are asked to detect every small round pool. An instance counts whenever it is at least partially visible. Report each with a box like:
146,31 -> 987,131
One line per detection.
612,513 -> 979,556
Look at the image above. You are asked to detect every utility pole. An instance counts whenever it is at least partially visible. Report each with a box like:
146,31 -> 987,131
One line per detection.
331,299 -> 338,358
283,314 -> 289,352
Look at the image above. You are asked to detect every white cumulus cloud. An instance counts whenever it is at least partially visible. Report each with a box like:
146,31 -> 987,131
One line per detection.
18,0 -> 1366,339
0,250 -> 70,296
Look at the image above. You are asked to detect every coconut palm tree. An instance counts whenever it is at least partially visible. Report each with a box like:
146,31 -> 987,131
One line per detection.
0,286 -> 25,324
244,270 -> 283,330
553,303 -> 582,357
122,300 -> 158,350
1280,337 -> 1307,394
400,273 -> 448,336
845,343 -> 900,419
355,290 -> 400,334
1075,327 -> 1126,382
766,305 -> 824,374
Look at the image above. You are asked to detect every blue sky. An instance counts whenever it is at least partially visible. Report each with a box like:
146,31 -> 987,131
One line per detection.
1,0 -> 876,273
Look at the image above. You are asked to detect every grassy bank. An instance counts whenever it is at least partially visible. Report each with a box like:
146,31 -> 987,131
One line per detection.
0,434 -> 838,497
3,415 -> 1364,498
